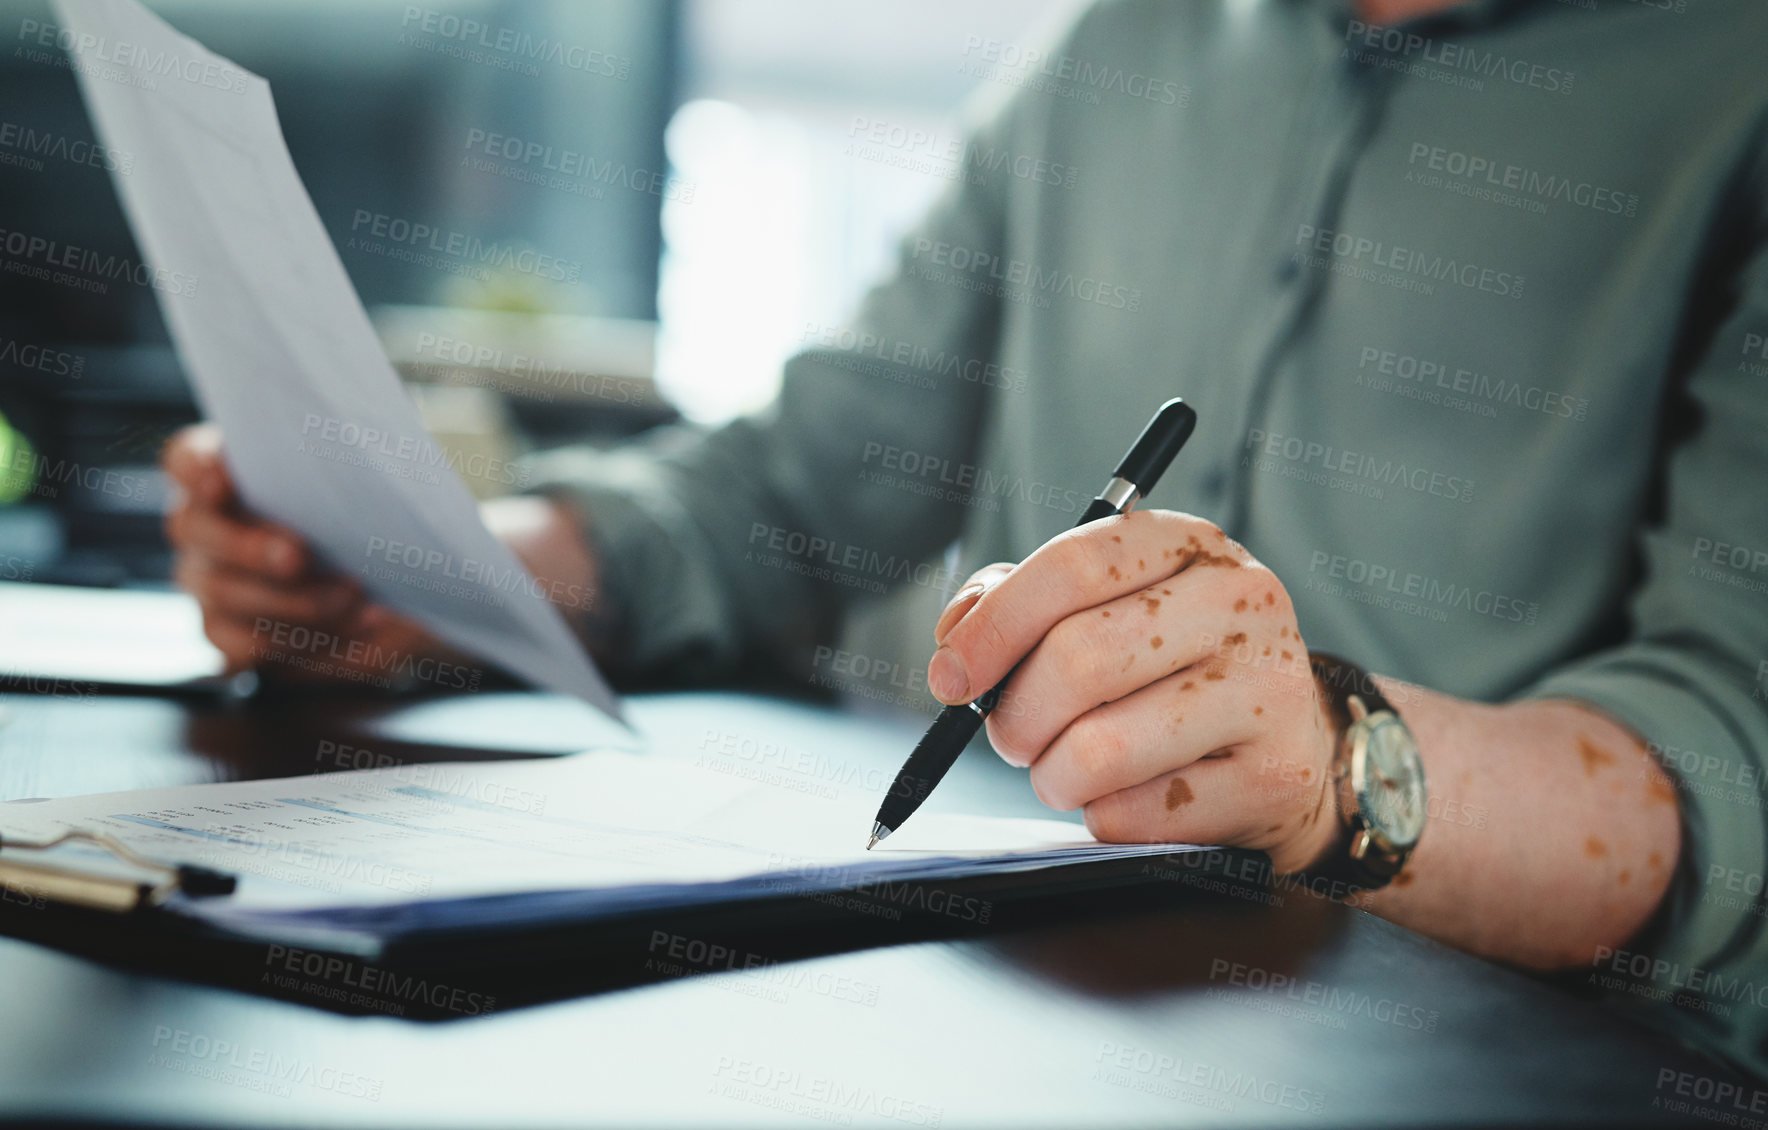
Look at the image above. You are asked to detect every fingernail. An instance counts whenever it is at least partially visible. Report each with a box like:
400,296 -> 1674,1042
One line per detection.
943,582 -> 985,610
934,584 -> 985,642
928,645 -> 970,702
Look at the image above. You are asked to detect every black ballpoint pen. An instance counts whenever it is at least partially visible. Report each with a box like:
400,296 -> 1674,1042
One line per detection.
866,398 -> 1199,849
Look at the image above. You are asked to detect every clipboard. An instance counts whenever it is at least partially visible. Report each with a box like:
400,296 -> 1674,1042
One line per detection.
0,750 -> 1276,1018
0,829 -> 1275,1019
0,829 -> 237,913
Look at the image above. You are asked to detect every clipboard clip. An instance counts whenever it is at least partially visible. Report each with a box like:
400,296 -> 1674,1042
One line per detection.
0,829 -> 236,914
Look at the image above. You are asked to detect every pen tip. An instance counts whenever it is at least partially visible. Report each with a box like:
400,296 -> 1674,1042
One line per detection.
866,834 -> 880,851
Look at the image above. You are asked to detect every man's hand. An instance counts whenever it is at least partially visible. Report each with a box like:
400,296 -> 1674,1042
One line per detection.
929,509 -> 1339,873
162,423 -> 447,679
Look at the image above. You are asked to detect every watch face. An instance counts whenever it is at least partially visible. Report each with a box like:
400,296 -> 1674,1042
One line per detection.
1359,716 -> 1427,848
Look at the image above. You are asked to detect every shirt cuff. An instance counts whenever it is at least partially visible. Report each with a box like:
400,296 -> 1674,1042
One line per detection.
518,443 -> 736,679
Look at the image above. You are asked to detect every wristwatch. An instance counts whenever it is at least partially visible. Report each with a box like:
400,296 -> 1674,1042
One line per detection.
1307,652 -> 1427,894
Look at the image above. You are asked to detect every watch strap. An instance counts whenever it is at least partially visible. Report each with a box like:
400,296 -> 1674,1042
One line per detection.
1309,651 -> 1397,732
1306,823 -> 1405,895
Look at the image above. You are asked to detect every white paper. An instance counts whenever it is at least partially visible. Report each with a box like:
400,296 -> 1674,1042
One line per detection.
54,0 -> 620,716
0,582 -> 225,687
0,753 -> 1204,926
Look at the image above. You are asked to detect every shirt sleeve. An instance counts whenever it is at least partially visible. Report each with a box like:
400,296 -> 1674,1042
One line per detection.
520,76 -> 1038,683
1516,145 -> 1768,1053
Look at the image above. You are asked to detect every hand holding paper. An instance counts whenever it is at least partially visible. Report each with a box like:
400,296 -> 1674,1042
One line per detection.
56,0 -> 620,716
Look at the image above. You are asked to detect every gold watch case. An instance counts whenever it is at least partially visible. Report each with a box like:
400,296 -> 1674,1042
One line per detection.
1333,695 -> 1428,875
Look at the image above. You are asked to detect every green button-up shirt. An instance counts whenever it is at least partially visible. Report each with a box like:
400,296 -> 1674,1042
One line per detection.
528,0 -> 1768,1081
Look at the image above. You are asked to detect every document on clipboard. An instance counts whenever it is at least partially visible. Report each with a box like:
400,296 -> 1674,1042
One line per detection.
0,752 -> 1206,955
53,0 -> 621,717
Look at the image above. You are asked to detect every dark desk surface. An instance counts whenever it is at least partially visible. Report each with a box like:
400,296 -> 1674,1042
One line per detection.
0,687 -> 1742,1127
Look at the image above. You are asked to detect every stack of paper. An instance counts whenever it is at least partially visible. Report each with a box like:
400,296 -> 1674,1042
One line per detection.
0,583 -> 226,687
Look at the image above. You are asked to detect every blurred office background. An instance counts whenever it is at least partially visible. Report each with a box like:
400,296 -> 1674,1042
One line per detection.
0,0 -> 1064,590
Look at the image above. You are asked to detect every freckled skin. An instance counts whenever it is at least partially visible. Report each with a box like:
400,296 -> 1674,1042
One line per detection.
1138,559 -> 1146,571
1577,737 -> 1618,776
1112,536 -> 1122,543
1649,852 -> 1664,869
1121,656 -> 1135,671
1150,636 -> 1163,650
1169,535 -> 1242,571
1392,871 -> 1415,888
1101,611 -> 1111,618
1278,626 -> 1288,639
1222,632 -> 1247,647
1646,775 -> 1678,805
851,506 -> 1681,969
1585,837 -> 1607,859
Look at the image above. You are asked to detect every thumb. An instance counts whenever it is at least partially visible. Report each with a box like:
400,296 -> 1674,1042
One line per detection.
161,423 -> 237,508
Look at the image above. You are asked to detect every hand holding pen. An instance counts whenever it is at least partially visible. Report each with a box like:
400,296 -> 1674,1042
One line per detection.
868,398 -> 1348,878
869,399 -> 1193,844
